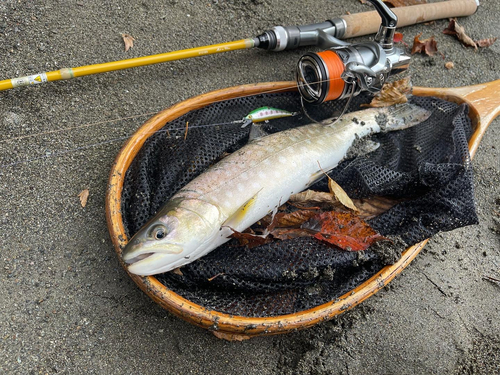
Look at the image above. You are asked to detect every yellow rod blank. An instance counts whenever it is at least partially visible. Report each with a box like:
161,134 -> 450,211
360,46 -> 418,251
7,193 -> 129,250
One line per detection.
0,38 -> 255,92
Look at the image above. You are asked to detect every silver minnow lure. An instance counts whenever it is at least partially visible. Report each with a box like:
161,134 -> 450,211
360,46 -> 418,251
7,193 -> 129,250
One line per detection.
241,106 -> 296,127
122,103 -> 431,276
244,106 -> 295,122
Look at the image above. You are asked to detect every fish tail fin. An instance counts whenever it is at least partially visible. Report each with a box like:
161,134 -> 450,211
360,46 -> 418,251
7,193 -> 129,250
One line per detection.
381,103 -> 432,132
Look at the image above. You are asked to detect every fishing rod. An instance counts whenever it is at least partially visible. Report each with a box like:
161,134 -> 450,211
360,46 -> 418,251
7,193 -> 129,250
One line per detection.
0,0 -> 477,92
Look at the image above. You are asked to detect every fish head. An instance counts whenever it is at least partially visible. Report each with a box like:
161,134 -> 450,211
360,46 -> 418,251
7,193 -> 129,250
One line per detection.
122,197 -> 222,276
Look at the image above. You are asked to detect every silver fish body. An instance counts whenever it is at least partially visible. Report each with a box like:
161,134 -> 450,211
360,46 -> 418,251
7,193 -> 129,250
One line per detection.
122,103 -> 431,275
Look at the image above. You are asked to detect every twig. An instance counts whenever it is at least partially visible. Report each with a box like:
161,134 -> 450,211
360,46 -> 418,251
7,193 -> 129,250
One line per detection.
208,272 -> 224,282
419,270 -> 448,297
483,275 -> 500,284
184,121 -> 189,140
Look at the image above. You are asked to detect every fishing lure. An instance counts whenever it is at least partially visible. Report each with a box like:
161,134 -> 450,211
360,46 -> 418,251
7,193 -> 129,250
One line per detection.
241,106 -> 297,127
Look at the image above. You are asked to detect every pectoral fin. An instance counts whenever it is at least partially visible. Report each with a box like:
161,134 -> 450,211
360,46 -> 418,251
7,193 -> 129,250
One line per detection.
222,190 -> 261,229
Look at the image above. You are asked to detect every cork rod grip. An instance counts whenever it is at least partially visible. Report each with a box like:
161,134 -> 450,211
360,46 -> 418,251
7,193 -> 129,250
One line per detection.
341,0 -> 478,39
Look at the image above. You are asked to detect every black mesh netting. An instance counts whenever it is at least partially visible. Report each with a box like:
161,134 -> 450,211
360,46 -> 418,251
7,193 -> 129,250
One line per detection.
121,91 -> 478,317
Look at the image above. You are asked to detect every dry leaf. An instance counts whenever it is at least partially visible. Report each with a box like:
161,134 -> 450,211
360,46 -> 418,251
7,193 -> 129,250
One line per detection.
443,19 -> 476,49
230,228 -> 270,248
364,77 -> 412,108
212,331 -> 250,341
121,33 -> 135,52
304,211 -> 388,251
269,209 -> 319,229
316,162 -> 357,211
78,189 -> 89,208
171,267 -> 183,276
411,33 -> 438,56
383,0 -> 427,7
270,228 -> 316,241
393,32 -> 409,48
328,177 -> 358,212
289,190 -> 336,205
351,196 -> 402,220
445,61 -> 454,70
476,37 -> 497,48
443,19 -> 497,50
393,32 -> 404,43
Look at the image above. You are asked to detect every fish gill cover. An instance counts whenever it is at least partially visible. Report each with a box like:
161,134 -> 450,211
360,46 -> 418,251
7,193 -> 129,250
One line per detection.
121,91 -> 477,317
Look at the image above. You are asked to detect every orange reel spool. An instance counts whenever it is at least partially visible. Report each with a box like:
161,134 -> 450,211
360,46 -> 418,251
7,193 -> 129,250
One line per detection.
296,50 -> 348,104
316,50 -> 345,102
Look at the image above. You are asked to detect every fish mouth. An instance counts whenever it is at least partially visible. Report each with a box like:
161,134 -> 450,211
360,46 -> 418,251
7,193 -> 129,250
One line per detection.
122,242 -> 186,276
122,252 -> 155,265
125,252 -> 187,276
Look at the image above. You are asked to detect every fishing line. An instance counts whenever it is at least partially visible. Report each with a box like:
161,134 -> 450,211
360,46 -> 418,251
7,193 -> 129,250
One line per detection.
0,111 -> 160,143
0,121 -> 246,169
0,78 -> 331,144
1,77 -> 366,169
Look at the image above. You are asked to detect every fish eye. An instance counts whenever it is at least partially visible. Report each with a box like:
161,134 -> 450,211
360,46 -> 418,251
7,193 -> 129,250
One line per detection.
151,225 -> 167,240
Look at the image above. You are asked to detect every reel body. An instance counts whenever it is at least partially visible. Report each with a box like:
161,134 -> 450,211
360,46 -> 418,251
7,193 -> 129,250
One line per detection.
295,0 -> 411,104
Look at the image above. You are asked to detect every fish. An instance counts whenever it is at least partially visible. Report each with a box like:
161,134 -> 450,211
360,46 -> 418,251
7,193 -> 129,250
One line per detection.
122,103 -> 431,276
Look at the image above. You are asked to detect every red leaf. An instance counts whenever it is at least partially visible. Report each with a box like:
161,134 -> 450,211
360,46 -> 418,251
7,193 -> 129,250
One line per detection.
393,32 -> 404,43
304,211 -> 388,251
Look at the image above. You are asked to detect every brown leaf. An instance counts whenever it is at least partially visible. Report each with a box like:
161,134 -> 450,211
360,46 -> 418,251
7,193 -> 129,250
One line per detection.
443,19 -> 476,49
328,177 -> 358,212
229,228 -> 270,248
212,331 -> 250,341
411,33 -> 438,56
171,267 -> 183,276
351,196 -> 402,220
78,189 -> 89,208
476,37 -> 497,48
121,33 -> 135,52
383,0 -> 427,7
304,211 -> 388,251
364,77 -> 412,108
270,209 -> 319,229
289,190 -> 336,205
443,19 -> 497,50
316,162 -> 357,212
270,228 -> 316,241
444,61 -> 454,70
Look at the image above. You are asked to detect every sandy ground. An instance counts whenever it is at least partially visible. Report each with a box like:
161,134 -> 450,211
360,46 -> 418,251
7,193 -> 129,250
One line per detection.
1,0 -> 499,373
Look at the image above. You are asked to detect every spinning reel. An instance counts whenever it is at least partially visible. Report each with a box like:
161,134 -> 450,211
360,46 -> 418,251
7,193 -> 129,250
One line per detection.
285,0 -> 410,104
